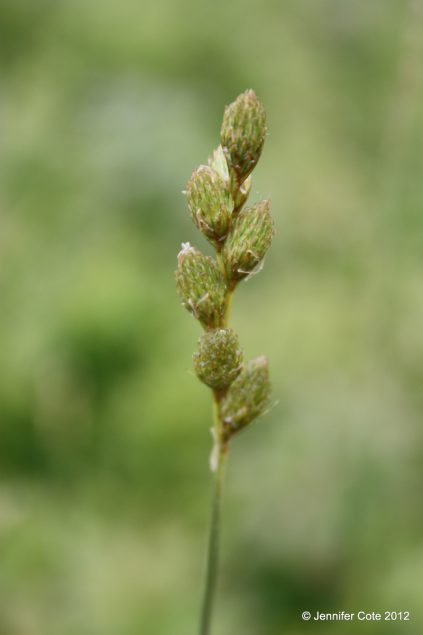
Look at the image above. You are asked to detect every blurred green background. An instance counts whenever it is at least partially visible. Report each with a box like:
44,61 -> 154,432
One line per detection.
1,1 -> 423,633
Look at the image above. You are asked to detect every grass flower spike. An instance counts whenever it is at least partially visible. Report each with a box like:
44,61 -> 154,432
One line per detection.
175,243 -> 226,328
220,356 -> 271,437
193,328 -> 243,390
186,166 -> 233,247
175,89 -> 274,635
221,89 -> 267,188
223,199 -> 274,284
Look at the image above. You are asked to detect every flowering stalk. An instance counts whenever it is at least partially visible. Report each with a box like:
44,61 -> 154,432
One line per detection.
175,90 -> 274,635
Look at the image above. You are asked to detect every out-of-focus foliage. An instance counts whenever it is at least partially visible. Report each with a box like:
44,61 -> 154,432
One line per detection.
1,1 -> 423,634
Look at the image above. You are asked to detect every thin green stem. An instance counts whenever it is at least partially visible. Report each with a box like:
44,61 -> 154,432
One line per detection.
199,442 -> 227,635
199,395 -> 227,635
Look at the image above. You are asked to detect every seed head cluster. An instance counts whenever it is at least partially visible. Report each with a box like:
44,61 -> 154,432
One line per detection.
175,90 -> 273,448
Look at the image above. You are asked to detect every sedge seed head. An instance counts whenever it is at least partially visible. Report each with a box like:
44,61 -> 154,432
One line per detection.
185,166 -> 233,246
220,89 -> 267,184
223,199 -> 274,283
193,328 -> 243,389
220,356 -> 271,435
175,243 -> 226,328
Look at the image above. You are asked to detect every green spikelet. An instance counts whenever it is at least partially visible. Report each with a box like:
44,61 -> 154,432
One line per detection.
220,356 -> 271,437
175,243 -> 226,328
220,89 -> 267,186
185,166 -> 233,246
193,328 -> 243,390
223,200 -> 274,284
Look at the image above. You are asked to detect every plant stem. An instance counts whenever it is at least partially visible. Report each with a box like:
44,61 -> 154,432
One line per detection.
222,289 -> 233,328
215,251 -> 235,329
199,436 -> 227,635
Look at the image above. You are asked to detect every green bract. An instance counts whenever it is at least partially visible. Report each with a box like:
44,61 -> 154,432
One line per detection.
185,166 -> 233,246
193,328 -> 243,389
208,145 -> 230,184
223,200 -> 274,283
220,89 -> 267,186
175,243 -> 226,328
220,356 -> 271,437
